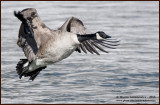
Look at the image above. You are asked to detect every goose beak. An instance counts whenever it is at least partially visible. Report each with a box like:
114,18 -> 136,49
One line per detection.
104,34 -> 111,38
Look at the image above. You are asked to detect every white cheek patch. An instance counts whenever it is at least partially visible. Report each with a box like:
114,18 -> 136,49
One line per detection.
96,33 -> 103,40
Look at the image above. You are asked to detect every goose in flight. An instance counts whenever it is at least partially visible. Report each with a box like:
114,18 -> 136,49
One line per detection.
14,8 -> 119,81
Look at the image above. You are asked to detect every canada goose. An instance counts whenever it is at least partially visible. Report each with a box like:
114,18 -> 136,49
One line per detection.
14,8 -> 119,81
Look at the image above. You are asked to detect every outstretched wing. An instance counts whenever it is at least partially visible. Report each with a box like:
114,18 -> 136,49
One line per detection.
17,23 -> 38,62
59,17 -> 119,55
15,10 -> 41,62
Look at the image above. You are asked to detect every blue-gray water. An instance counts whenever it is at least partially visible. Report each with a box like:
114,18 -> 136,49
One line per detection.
1,1 -> 159,104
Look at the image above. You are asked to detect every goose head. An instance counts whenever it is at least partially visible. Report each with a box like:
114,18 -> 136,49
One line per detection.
96,31 -> 111,40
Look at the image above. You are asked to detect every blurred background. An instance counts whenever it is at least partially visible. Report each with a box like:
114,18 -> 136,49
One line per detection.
1,1 -> 159,104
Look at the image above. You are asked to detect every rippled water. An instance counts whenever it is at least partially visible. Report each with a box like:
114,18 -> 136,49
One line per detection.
1,1 -> 159,104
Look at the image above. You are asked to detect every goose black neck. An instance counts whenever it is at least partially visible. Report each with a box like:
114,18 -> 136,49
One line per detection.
77,33 -> 96,43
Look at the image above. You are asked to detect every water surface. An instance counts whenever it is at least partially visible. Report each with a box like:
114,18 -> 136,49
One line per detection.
1,1 -> 159,104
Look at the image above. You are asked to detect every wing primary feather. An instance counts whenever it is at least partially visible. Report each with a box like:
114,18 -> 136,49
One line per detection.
95,40 -> 120,46
77,45 -> 81,53
14,11 -> 34,38
90,40 -> 109,53
102,42 -> 120,46
80,43 -> 87,54
96,42 -> 116,49
14,11 -> 26,22
83,42 -> 93,54
86,40 -> 100,55
104,40 -> 120,43
75,46 -> 81,53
